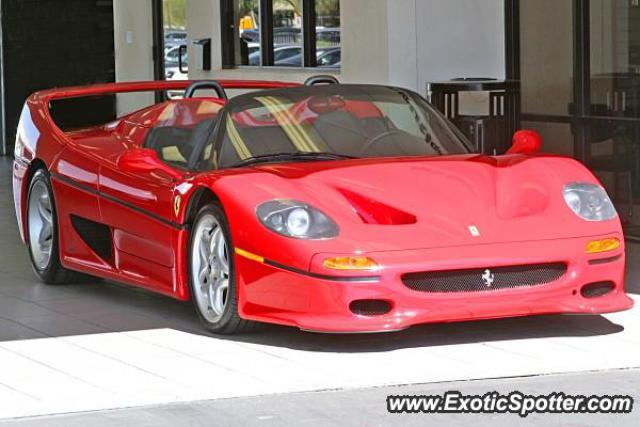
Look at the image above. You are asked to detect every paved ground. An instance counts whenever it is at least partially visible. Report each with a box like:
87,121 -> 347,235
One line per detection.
2,369 -> 638,427
1,156 -> 639,425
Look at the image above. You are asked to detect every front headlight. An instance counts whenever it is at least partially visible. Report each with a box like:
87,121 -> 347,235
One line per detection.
563,183 -> 617,221
257,200 -> 339,239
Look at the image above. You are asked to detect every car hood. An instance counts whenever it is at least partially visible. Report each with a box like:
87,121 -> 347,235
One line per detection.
204,154 -> 620,254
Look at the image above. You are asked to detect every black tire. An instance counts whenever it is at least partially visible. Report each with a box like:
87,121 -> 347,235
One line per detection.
26,169 -> 79,284
188,203 -> 257,334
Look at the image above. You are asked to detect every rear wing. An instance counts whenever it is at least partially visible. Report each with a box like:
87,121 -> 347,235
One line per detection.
29,79 -> 301,104
20,80 -> 302,153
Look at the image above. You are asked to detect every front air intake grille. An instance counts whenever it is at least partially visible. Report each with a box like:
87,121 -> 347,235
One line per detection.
581,281 -> 615,298
402,263 -> 567,293
349,299 -> 392,316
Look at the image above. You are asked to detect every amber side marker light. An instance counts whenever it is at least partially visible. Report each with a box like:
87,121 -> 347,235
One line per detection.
235,248 -> 265,263
323,256 -> 379,271
586,238 -> 621,254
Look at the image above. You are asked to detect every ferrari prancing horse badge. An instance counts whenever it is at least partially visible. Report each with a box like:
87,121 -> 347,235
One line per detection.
174,195 -> 182,217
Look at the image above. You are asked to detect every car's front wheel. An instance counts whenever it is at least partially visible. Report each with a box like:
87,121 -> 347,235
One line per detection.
189,204 -> 255,334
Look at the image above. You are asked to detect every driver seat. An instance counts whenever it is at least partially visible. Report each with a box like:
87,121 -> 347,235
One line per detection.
144,118 -> 217,165
312,110 -> 368,157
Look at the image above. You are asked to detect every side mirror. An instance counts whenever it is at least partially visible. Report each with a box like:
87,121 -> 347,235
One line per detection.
507,130 -> 542,155
118,148 -> 182,179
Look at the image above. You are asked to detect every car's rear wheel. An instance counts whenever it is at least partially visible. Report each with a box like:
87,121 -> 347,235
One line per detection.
189,204 -> 255,334
26,169 -> 78,284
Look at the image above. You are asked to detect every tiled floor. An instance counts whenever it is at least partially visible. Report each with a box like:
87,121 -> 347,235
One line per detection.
1,157 -> 639,420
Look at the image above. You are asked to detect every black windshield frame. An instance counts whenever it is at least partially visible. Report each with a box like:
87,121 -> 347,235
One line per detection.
189,84 -> 473,171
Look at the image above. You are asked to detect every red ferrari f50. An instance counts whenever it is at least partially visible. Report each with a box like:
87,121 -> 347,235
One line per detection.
12,78 -> 633,333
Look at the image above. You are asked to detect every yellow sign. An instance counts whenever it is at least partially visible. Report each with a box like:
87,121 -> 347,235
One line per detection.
239,16 -> 256,31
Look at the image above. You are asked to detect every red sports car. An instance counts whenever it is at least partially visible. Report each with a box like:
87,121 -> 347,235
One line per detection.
12,78 -> 633,333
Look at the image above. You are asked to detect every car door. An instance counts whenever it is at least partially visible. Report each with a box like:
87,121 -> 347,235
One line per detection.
97,99 -> 222,294
97,120 -> 180,294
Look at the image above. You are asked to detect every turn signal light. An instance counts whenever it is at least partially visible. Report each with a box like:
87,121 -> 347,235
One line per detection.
585,238 -> 621,254
323,256 -> 379,271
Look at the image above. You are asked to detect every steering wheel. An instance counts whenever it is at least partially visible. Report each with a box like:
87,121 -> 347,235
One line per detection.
358,130 -> 408,157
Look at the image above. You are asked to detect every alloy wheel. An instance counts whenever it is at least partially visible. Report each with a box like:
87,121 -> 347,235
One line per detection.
191,213 -> 230,323
28,180 -> 54,270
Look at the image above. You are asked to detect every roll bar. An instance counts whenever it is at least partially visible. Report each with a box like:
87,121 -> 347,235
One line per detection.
304,75 -> 340,86
184,80 -> 228,100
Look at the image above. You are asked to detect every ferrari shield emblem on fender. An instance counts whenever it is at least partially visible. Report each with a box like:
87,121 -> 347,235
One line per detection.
174,195 -> 182,217
468,225 -> 480,237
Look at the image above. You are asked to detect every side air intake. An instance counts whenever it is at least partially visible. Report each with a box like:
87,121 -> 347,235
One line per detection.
70,215 -> 112,261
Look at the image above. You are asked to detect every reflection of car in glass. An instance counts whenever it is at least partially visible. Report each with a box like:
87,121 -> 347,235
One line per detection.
277,47 -> 341,67
165,45 -> 188,67
317,27 -> 341,44
165,30 -> 187,41
164,30 -> 187,50
13,79 -> 633,335
247,42 -> 260,56
248,45 -> 302,66
317,47 -> 341,67
241,29 -> 259,43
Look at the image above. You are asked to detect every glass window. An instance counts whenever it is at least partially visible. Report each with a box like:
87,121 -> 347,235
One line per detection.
520,0 -> 574,116
163,0 -> 189,99
519,0 -> 574,156
317,47 -> 341,67
588,0 -> 640,201
273,0 -> 303,66
316,0 -> 341,68
237,0 -> 261,66
225,0 -> 340,68
589,0 -> 640,118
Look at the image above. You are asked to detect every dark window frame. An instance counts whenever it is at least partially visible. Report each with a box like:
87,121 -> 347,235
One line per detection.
152,0 -> 166,103
504,0 -> 595,163
506,0 -> 640,238
221,0 -> 329,68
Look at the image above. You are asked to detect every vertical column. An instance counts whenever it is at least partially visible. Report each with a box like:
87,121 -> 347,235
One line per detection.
573,0 -> 591,162
0,0 -> 5,156
302,0 -> 317,68
260,0 -> 274,66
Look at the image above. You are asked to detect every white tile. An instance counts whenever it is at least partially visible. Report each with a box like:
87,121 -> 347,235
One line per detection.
1,338 -> 186,400
0,346 -> 105,403
0,383 -> 41,419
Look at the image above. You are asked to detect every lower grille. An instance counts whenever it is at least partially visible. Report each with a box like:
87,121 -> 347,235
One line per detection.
402,263 -> 567,293
581,281 -> 615,298
349,299 -> 392,316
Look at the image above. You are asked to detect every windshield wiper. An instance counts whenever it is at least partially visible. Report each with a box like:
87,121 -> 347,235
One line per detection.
231,152 -> 357,168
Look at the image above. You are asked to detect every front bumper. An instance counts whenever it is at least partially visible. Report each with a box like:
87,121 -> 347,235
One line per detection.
236,234 -> 633,332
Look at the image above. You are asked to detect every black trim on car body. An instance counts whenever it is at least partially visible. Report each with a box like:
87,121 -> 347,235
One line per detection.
50,172 -> 187,231
263,258 -> 381,283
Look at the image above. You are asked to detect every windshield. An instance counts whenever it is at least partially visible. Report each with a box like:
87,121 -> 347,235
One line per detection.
205,85 -> 470,170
